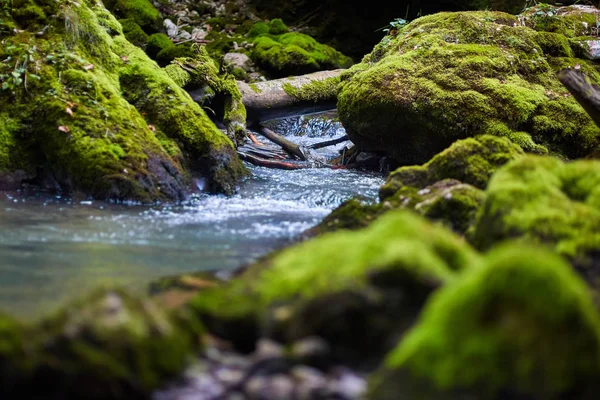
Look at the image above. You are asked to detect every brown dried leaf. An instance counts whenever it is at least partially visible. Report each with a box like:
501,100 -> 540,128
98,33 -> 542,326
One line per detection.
66,107 -> 73,116
58,125 -> 70,133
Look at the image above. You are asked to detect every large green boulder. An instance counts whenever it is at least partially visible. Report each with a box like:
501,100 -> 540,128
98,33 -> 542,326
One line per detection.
471,155 -> 600,285
370,243 -> 600,399
0,0 -> 246,200
338,6 -> 600,164
190,211 -> 480,366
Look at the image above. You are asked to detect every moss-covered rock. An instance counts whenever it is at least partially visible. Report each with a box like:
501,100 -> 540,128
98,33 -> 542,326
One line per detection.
118,18 -> 148,47
190,211 -> 480,365
146,33 -> 174,60
338,6 -> 600,164
109,0 -> 161,30
156,44 -> 194,67
313,136 -> 518,236
470,155 -> 600,286
165,46 -> 248,145
2,289 -> 203,399
370,243 -> 600,399
249,24 -> 353,77
0,0 -> 246,200
380,135 -> 524,199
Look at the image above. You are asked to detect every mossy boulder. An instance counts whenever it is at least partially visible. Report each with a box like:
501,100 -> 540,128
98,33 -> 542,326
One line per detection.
146,33 -> 174,60
249,23 -> 353,77
118,18 -> 149,47
370,243 -> 600,399
0,0 -> 246,200
156,44 -> 194,67
313,136 -> 519,236
108,0 -> 161,30
470,155 -> 600,286
338,6 -> 600,164
2,289 -> 203,399
380,135 -> 524,199
190,211 -> 480,366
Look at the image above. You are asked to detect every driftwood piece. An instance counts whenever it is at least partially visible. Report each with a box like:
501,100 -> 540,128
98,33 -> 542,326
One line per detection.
309,135 -> 349,150
238,70 -> 343,125
237,152 -> 314,170
258,126 -> 308,161
558,68 -> 600,128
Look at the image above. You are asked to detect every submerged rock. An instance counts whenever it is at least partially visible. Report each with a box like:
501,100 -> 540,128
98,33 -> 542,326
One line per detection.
338,5 -> 600,164
190,211 -> 480,368
0,0 -> 246,201
370,243 -> 600,399
471,155 -> 600,285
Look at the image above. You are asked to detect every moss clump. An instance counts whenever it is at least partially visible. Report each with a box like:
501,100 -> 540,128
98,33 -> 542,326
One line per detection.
0,0 -> 245,201
338,7 -> 600,164
251,31 -> 353,77
282,75 -> 341,102
191,211 -> 480,364
164,46 -> 249,146
380,135 -> 524,199
145,33 -> 174,59
317,179 -> 485,236
470,155 -> 600,285
268,18 -> 289,35
118,19 -> 148,48
247,21 -> 270,38
111,0 -> 161,29
156,44 -> 194,67
371,243 -> 600,399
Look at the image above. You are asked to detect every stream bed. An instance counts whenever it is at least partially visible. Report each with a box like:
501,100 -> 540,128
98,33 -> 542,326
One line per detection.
0,115 -> 385,319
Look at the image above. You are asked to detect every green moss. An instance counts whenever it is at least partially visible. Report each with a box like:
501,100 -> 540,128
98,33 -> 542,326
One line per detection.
247,21 -> 270,38
112,0 -> 161,29
248,83 -> 262,93
205,17 -> 225,31
371,243 -> 600,399
470,156 -> 600,283
115,40 -> 247,194
338,8 -> 600,163
30,289 -> 202,398
380,135 -> 524,199
9,0 -> 56,30
118,18 -> 148,48
165,46 -> 249,146
251,31 -> 353,77
268,18 -> 289,35
146,33 -> 173,59
156,44 -> 194,67
0,0 -> 245,200
0,114 -> 19,172
191,211 -> 480,363
282,75 -> 340,101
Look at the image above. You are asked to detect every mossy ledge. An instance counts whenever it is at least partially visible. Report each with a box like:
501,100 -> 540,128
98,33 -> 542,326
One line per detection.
0,0 -> 246,201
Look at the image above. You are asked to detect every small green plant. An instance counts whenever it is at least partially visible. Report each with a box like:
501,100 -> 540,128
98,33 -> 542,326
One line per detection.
0,43 -> 41,92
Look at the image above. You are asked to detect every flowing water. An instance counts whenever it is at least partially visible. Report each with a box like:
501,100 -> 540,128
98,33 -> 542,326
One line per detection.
0,114 -> 384,320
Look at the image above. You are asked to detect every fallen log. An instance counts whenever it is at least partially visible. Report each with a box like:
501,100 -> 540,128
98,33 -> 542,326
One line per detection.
258,126 -> 308,161
237,152 -> 314,170
309,135 -> 349,150
558,68 -> 600,128
238,69 -> 344,125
